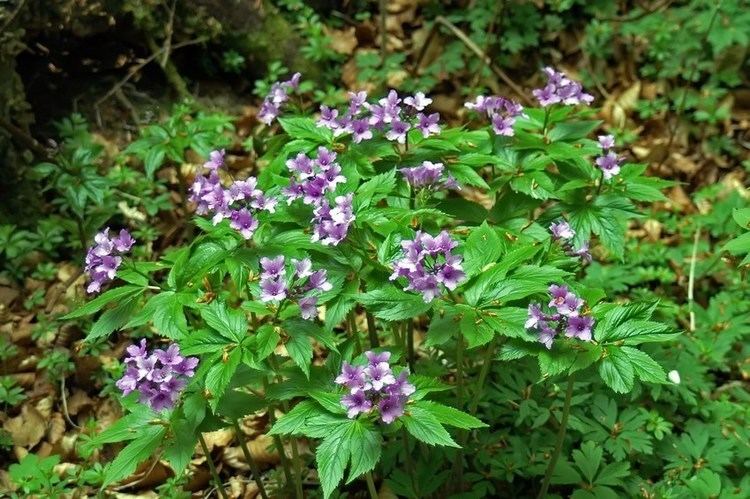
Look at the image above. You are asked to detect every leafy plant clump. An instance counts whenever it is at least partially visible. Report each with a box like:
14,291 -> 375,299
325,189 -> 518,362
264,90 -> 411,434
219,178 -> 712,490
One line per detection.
29,69 -> 704,498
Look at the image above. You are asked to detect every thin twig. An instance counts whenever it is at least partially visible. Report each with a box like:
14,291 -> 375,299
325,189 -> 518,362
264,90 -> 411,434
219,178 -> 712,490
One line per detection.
162,0 -> 178,67
60,377 -> 80,429
0,117 -> 50,159
0,0 -> 26,33
598,0 -> 673,23
427,16 -> 531,106
688,227 -> 700,333
94,37 -> 206,109
199,433 -> 229,499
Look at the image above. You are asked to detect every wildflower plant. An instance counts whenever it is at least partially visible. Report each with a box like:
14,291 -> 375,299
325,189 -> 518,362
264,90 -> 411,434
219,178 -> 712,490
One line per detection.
64,69 -> 678,498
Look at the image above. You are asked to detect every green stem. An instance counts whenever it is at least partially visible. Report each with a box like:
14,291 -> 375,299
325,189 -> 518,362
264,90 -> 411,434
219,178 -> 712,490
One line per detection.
542,107 -> 551,138
365,472 -> 378,499
348,310 -> 363,353
233,420 -> 269,499
365,312 -> 380,348
454,329 -> 466,491
469,339 -> 495,415
406,319 -> 415,372
537,376 -> 575,499
401,427 -> 419,496
198,433 -> 229,499
262,378 -> 294,489
267,357 -> 304,499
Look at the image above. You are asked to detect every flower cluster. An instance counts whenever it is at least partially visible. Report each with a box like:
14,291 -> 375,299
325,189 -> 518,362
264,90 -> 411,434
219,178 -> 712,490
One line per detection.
390,231 -> 465,303
400,161 -> 459,191
549,220 -> 592,264
526,285 -> 595,349
464,95 -> 524,136
316,90 -> 440,144
84,228 -> 135,294
283,147 -> 354,246
189,150 -> 277,240
311,193 -> 356,246
283,147 -> 346,207
533,67 -> 594,107
336,351 -> 415,424
116,340 -> 198,411
258,256 -> 332,320
595,134 -> 623,180
258,73 -> 301,125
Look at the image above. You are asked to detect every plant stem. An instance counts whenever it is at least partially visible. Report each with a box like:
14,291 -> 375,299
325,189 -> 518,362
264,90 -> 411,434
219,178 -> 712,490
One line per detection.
365,312 -> 380,348
267,357 -> 305,499
454,329 -> 466,491
262,378 -> 294,489
233,420 -> 269,499
348,310 -> 363,353
406,318 -> 415,372
537,376 -> 575,499
198,433 -> 229,499
542,107 -> 551,138
468,339 -> 496,415
365,471 -> 378,499
401,427 -> 419,496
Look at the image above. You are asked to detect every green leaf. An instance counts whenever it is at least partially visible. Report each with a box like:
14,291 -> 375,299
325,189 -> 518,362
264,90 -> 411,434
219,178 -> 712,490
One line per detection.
102,425 -> 166,486
598,348 -> 634,393
286,330 -> 313,379
201,300 -> 247,342
279,117 -> 332,143
621,347 -> 666,384
316,424 -> 350,498
416,401 -> 487,429
402,406 -> 459,447
447,163 -> 489,189
464,244 -> 540,306
356,169 -> 396,209
176,241 -> 228,288
205,347 -> 242,410
255,324 -> 280,361
359,287 -> 432,321
269,400 -> 321,436
144,146 -> 166,179
463,222 -> 503,276
63,285 -> 145,319
345,420 -> 382,483
548,120 -> 601,142
572,441 -> 602,483
151,291 -> 189,339
86,296 -> 141,341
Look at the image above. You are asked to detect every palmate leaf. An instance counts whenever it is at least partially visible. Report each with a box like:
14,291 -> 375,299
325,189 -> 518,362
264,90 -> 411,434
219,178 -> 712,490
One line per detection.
401,406 -> 459,447
102,425 -> 166,487
359,287 -> 432,321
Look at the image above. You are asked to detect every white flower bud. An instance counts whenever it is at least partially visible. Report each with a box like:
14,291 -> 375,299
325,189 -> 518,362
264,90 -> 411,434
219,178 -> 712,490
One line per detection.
668,370 -> 681,384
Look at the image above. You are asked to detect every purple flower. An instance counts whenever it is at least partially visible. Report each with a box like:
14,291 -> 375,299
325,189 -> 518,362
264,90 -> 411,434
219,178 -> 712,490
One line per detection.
572,242 -> 592,264
307,270 -> 332,292
404,92 -> 432,111
391,231 -> 465,303
348,91 -> 368,113
365,351 -> 391,366
386,119 -> 410,143
596,151 -> 623,180
525,303 -> 545,329
260,278 -> 287,302
84,228 -> 135,294
491,114 -> 516,136
292,258 -> 313,278
311,194 -> 355,246
550,221 -> 575,240
565,315 -> 594,341
337,351 -> 413,424
317,105 -> 339,129
258,74 -> 301,125
204,149 -> 225,170
335,362 -> 366,391
548,285 -> 571,307
378,395 -> 406,424
230,209 -> 259,240
350,119 -> 373,143
533,68 -> 593,107
538,324 -> 557,349
416,112 -> 440,138
598,135 -> 615,150
299,296 -> 318,320
465,95 -> 523,136
116,341 -> 197,411
260,256 -> 286,279
342,391 -> 373,418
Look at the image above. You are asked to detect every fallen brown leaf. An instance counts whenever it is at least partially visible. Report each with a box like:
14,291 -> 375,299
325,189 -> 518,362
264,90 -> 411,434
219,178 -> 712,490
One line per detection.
4,404 -> 46,447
